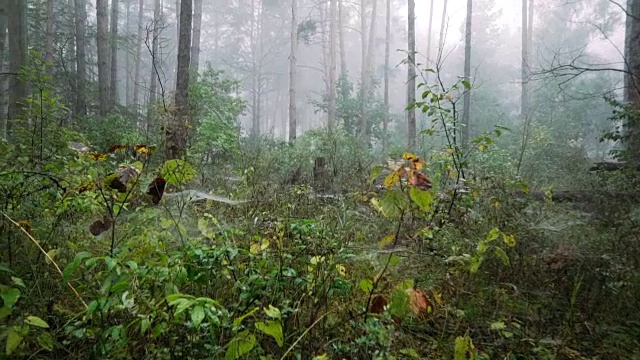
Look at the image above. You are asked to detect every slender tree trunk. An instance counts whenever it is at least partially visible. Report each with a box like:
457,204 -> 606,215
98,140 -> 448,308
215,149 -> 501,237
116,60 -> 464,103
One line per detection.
407,0 -> 416,149
338,0 -> 347,82
97,0 -> 110,115
461,0 -> 472,149
7,0 -> 28,129
359,0 -> 367,140
147,0 -> 160,126
125,0 -> 132,106
426,0 -> 434,65
383,0 -> 390,153
328,0 -> 337,130
45,0 -> 54,62
167,0 -> 192,159
191,0 -> 203,77
625,0 -> 632,103
133,0 -> 144,108
110,0 -> 119,107
438,0 -> 448,59
0,12 -> 7,139
289,0 -> 298,141
361,0 -> 377,144
521,0 -> 528,124
626,0 -> 640,162
75,0 -> 88,119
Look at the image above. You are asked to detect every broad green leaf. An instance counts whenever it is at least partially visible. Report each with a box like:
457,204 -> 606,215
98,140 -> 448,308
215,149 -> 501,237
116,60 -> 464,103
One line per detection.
378,234 -> 395,249
489,321 -> 506,331
400,348 -> 420,358
161,159 -> 196,186
63,252 -> 92,281
11,277 -> 25,288
409,187 -> 433,212
224,330 -> 257,360
255,320 -> 284,347
470,256 -> 482,274
379,190 -> 409,219
360,279 -> 373,293
263,305 -> 281,320
461,79 -> 472,90
0,288 -> 20,309
368,166 -> 383,184
25,316 -> 49,328
454,335 -> 475,360
140,317 -> 151,334
191,305 -> 205,328
37,332 -> 54,351
6,330 -> 23,356
312,355 -> 330,360
104,257 -> 117,272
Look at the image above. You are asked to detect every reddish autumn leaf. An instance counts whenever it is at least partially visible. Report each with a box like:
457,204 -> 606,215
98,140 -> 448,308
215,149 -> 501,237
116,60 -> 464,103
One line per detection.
108,145 -> 127,153
370,295 -> 388,314
408,170 -> 432,191
406,288 -> 434,318
146,177 -> 166,205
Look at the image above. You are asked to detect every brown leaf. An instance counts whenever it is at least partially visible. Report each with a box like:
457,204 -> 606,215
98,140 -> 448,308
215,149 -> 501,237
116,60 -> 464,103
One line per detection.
146,177 -> 167,205
89,217 -> 113,236
370,295 -> 388,314
406,288 -> 434,317
108,145 -> 127,153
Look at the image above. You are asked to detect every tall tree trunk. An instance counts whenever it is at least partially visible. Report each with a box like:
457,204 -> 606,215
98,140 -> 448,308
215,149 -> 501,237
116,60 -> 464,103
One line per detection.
289,0 -> 298,141
45,0 -> 54,62
521,0 -> 528,124
338,0 -> 347,82
147,0 -> 160,126
0,12 -> 8,139
75,0 -> 88,119
407,0 -> 416,149
191,0 -> 203,76
97,0 -> 110,116
383,0 -> 390,153
437,0 -> 448,59
167,0 -> 192,159
626,0 -> 640,162
7,0 -> 28,130
461,0 -> 472,149
125,0 -> 132,106
625,0 -> 632,103
110,0 -> 119,107
359,0 -> 366,140
328,0 -> 337,130
361,0 -> 377,144
426,0 -> 434,65
133,0 -> 144,108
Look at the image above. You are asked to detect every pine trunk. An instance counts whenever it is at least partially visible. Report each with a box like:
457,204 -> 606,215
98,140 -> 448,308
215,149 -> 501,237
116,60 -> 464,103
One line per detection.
191,0 -> 203,77
289,0 -> 298,141
407,0 -> 416,148
461,0 -> 472,149
75,0 -> 88,119
110,0 -> 119,107
7,0 -> 28,128
97,0 -> 110,115
328,0 -> 337,130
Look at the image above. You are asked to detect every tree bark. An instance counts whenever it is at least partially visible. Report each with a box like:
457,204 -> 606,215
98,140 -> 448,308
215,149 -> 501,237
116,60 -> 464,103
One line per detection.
361,0 -> 377,145
97,0 -> 110,115
133,0 -> 144,108
438,0 -> 448,59
45,0 -> 54,62
521,0 -> 528,124
191,0 -> 203,77
7,0 -> 28,128
125,0 -> 132,106
407,0 -> 416,149
167,0 -> 192,159
426,0 -> 434,64
338,0 -> 347,82
627,0 -> 640,162
110,0 -> 119,107
0,11 -> 8,139
75,0 -> 88,119
289,0 -> 298,141
461,0 -> 472,149
328,0 -> 337,130
359,0 -> 367,141
383,0 -> 390,153
147,0 -> 160,126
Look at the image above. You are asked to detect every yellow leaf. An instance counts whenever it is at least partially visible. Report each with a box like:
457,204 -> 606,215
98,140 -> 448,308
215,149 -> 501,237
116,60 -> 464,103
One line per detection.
384,170 -> 401,189
335,264 -> 346,277
378,234 -> 395,249
403,152 -> 418,161
433,290 -> 443,306
502,234 -> 516,248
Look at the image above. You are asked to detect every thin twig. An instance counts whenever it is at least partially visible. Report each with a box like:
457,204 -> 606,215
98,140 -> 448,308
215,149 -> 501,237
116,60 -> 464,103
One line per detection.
2,212 -> 88,309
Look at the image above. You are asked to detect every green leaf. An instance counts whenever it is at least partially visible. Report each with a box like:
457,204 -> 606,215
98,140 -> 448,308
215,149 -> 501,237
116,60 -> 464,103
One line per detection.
486,228 -> 500,242
233,307 -> 259,327
494,247 -> 510,266
360,279 -> 373,294
161,159 -> 196,186
37,332 -> 54,351
11,277 -> 25,288
379,190 -> 409,219
461,79 -> 471,90
502,233 -> 516,248
6,330 -> 23,356
140,317 -> 151,334
378,234 -> 395,249
409,187 -> 433,212
63,252 -> 92,281
263,305 -> 281,320
470,256 -> 482,274
191,305 -> 205,328
0,288 -> 20,309
368,166 -> 383,184
388,289 -> 410,318
25,316 -> 49,328
454,335 -> 475,360
104,257 -> 117,272
225,330 -> 257,360
255,320 -> 284,347
400,348 -> 420,358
